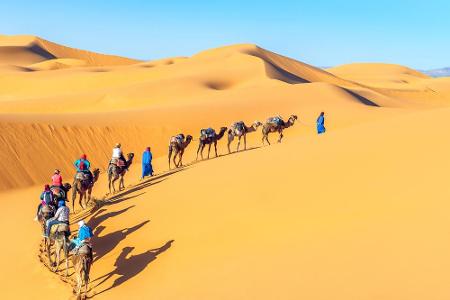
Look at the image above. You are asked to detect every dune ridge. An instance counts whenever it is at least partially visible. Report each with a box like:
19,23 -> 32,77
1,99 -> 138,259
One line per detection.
0,34 -> 139,69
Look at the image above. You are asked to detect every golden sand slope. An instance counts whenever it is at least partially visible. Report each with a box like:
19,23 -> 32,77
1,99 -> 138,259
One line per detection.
3,107 -> 450,299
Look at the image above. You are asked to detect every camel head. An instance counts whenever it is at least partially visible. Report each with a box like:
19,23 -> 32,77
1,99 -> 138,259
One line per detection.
127,153 -> 135,162
219,127 -> 228,134
253,121 -> 262,128
92,168 -> 100,182
63,182 -> 72,192
289,115 -> 298,124
185,135 -> 193,143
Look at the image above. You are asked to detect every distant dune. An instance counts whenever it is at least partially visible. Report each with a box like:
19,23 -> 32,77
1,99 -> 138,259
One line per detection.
0,34 -> 139,69
422,67 -> 450,78
1,35 -> 450,299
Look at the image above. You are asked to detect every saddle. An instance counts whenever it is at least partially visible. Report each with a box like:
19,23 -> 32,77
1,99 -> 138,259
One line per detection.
110,158 -> 126,167
50,186 -> 66,200
200,128 -> 216,139
233,122 -> 245,133
74,243 -> 93,257
41,205 -> 55,219
267,116 -> 284,126
75,172 -> 90,181
50,223 -> 70,237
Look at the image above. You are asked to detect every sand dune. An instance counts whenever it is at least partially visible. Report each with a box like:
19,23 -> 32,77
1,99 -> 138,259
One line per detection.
1,35 -> 450,299
0,34 -> 139,68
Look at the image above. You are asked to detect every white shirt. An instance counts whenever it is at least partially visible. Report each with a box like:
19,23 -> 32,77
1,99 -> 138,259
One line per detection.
112,147 -> 122,159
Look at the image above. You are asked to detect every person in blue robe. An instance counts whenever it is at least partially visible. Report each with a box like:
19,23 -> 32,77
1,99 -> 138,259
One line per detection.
141,147 -> 153,179
317,112 -> 326,134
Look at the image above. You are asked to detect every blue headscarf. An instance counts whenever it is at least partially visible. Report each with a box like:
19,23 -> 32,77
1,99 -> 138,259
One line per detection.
58,200 -> 66,208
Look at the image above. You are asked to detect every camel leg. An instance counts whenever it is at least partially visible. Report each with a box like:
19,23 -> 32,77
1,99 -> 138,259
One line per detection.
168,146 -> 172,169
243,134 -> 247,150
120,175 -> 125,190
177,150 -> 184,167
54,239 -> 61,270
79,192 -> 84,210
207,143 -> 212,159
214,141 -> 218,157
86,187 -> 92,207
72,185 -> 77,212
173,150 -> 179,168
263,132 -> 271,145
196,143 -> 202,160
237,135 -> 241,152
227,134 -> 234,154
64,238 -> 69,277
111,177 -> 117,193
278,130 -> 283,143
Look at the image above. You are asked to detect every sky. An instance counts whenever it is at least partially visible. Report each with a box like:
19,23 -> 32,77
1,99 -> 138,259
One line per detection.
0,0 -> 449,69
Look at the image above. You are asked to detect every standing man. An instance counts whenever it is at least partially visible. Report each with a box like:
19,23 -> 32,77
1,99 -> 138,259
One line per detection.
141,146 -> 153,180
317,112 -> 326,134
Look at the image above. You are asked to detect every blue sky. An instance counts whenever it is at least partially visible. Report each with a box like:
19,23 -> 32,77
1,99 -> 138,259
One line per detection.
1,0 -> 448,69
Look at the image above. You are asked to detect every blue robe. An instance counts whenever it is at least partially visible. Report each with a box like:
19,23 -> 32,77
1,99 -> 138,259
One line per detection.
317,115 -> 326,134
142,150 -> 153,178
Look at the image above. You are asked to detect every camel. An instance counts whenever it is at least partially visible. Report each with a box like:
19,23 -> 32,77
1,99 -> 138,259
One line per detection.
168,134 -> 193,168
227,121 -> 262,153
72,169 -> 100,212
46,224 -> 70,276
107,153 -> 134,194
262,115 -> 298,145
196,127 -> 227,160
72,244 -> 92,299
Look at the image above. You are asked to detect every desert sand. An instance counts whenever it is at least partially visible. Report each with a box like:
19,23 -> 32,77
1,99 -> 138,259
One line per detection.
1,34 -> 450,299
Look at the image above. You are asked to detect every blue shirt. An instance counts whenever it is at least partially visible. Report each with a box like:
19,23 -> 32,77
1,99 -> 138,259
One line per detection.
74,159 -> 91,172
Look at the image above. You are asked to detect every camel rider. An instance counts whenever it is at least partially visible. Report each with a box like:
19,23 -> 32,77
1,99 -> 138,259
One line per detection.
74,154 -> 93,183
112,143 -> 127,169
70,220 -> 94,260
44,200 -> 70,238
35,184 -> 54,221
51,169 -> 63,188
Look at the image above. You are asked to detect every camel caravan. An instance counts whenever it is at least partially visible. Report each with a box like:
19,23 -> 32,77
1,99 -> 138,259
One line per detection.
34,114 -> 300,298
168,114 -> 298,168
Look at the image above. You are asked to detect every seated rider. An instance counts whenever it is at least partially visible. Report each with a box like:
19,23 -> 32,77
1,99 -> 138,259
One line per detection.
112,143 -> 127,167
35,184 -> 54,221
44,200 -> 70,238
71,220 -> 94,261
51,169 -> 63,188
74,154 -> 93,183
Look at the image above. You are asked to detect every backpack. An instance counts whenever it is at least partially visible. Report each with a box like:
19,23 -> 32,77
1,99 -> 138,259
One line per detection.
42,191 -> 53,205
78,160 -> 86,171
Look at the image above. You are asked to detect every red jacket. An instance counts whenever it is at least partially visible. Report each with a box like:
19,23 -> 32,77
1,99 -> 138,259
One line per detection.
51,174 -> 63,186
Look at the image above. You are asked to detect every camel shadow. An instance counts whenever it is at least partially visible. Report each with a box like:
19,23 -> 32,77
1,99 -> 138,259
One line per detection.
103,169 -> 183,202
190,145 -> 262,164
94,240 -> 174,295
93,220 -> 150,262
87,205 -> 135,229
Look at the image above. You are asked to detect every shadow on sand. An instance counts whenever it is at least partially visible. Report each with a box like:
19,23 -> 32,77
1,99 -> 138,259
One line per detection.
93,240 -> 174,295
93,220 -> 150,262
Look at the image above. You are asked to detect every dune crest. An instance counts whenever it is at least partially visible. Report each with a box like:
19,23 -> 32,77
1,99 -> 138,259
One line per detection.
0,34 -> 139,68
